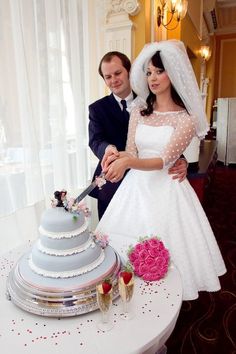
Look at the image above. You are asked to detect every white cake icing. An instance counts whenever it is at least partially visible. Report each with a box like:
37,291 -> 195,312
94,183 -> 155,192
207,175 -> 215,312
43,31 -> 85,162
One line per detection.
29,250 -> 105,278
37,237 -> 94,256
29,207 -> 106,278
38,219 -> 88,239
39,228 -> 91,252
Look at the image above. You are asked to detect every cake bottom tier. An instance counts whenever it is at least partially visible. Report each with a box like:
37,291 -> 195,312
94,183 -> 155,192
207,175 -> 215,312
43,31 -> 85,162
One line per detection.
6,246 -> 121,317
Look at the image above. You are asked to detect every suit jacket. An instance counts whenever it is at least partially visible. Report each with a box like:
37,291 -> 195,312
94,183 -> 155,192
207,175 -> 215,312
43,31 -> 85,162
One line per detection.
88,93 -> 130,203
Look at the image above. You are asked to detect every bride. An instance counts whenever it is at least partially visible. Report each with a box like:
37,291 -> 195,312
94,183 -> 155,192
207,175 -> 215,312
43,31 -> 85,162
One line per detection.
96,40 -> 226,301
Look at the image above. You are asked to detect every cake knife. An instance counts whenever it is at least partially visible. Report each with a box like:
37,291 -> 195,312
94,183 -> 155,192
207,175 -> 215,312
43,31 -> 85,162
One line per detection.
75,173 -> 106,204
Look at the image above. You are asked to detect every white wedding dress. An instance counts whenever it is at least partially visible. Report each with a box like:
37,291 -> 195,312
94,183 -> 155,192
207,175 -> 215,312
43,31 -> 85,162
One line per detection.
96,109 -> 226,300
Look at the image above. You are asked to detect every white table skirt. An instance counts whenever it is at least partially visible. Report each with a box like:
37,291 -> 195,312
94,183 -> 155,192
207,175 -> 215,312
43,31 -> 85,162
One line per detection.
0,243 -> 183,354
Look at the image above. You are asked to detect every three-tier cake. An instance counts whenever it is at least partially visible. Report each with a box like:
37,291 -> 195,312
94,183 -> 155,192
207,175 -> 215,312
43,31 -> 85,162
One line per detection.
6,193 -> 121,317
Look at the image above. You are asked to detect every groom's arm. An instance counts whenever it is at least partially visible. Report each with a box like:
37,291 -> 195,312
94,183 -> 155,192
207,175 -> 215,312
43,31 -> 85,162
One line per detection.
88,103 -> 110,161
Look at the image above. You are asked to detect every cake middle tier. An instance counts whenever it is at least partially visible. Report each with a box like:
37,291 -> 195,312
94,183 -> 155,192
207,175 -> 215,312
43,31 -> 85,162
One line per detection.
38,229 -> 91,254
29,242 -> 105,278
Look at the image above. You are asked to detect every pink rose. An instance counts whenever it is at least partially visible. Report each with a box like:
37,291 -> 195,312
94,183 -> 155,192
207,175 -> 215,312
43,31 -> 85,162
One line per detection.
160,249 -> 169,258
142,272 -> 161,281
139,249 -> 149,260
148,247 -> 160,257
133,259 -> 140,269
133,250 -> 140,258
150,265 -> 159,274
134,243 -> 143,253
142,272 -> 153,281
158,241 -> 165,251
144,256 -> 155,267
143,240 -> 151,250
152,273 -> 162,281
134,266 -> 142,276
158,264 -> 168,274
139,263 -> 149,275
129,251 -> 137,263
149,238 -> 159,247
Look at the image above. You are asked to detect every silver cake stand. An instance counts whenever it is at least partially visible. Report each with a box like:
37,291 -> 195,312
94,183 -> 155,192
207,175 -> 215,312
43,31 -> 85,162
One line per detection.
6,247 -> 121,317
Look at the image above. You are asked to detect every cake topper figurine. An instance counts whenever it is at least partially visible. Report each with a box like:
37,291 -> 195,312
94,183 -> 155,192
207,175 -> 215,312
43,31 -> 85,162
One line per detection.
54,190 -> 67,207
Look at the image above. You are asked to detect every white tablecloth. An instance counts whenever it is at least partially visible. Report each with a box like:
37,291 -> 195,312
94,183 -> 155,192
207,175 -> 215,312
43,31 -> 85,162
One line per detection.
0,244 -> 183,354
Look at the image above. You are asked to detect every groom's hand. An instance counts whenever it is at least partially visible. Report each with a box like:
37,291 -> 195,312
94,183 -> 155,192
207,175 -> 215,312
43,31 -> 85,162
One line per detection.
101,145 -> 119,171
168,158 -> 188,182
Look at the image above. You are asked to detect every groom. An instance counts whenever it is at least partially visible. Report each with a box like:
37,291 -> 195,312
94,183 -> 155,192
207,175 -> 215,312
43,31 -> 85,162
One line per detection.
88,51 -> 187,219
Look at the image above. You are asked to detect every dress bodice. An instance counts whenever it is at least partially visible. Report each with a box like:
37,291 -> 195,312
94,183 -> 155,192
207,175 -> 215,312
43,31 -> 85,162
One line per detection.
136,124 -> 174,159
126,109 -> 196,167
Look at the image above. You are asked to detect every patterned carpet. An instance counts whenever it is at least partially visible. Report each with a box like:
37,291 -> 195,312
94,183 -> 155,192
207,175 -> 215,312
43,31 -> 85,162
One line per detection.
166,164 -> 236,354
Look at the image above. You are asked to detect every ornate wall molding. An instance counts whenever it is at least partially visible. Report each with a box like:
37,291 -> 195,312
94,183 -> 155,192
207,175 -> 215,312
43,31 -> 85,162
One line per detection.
104,0 -> 140,59
106,0 -> 140,18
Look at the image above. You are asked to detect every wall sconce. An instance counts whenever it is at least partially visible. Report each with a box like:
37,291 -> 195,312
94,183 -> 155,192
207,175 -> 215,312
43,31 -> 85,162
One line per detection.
200,46 -> 211,61
157,0 -> 188,30
200,45 -> 211,109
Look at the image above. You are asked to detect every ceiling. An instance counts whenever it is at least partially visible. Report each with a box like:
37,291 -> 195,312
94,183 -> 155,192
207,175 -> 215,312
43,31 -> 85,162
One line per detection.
203,0 -> 236,34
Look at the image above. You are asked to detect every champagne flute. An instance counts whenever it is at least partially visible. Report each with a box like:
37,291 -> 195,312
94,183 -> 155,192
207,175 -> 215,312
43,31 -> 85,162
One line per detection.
96,282 -> 114,331
118,271 -> 135,320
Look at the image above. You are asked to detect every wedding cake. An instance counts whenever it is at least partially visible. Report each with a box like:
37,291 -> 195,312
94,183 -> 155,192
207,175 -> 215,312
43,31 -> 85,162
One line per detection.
6,191 -> 121,317
29,207 -> 105,279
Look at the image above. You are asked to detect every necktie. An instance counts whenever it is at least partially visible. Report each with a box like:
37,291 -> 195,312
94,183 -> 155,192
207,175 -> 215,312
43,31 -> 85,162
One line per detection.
120,100 -> 129,122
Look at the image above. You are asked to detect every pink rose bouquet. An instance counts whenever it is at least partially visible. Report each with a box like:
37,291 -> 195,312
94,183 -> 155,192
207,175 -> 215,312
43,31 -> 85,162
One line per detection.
128,237 -> 170,281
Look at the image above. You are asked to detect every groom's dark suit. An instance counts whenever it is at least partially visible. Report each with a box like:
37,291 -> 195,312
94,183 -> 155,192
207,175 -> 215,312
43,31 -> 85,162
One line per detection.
88,93 -> 132,219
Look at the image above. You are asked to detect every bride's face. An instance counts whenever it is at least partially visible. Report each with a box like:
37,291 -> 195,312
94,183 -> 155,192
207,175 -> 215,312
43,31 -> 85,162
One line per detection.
146,62 -> 171,96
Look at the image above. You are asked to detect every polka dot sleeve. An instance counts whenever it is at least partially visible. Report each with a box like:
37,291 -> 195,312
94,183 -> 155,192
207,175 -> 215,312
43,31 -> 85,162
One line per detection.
160,114 -> 196,167
125,108 -> 139,157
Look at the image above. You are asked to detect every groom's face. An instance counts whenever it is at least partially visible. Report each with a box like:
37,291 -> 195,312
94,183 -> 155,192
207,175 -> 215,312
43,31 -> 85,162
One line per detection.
101,56 -> 131,99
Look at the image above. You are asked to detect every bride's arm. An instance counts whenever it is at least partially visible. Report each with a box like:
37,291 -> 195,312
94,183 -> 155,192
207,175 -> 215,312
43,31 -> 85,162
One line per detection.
105,114 -> 196,180
126,115 -> 196,170
125,108 -> 139,157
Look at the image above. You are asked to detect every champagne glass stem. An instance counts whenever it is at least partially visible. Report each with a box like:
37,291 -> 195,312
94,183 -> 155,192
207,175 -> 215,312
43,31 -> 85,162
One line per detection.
102,311 -> 109,323
123,300 -> 128,314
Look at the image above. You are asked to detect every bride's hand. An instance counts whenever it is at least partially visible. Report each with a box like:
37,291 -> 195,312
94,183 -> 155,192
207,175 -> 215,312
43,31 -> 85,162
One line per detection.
105,155 -> 130,182
102,151 -> 131,173
118,151 -> 132,158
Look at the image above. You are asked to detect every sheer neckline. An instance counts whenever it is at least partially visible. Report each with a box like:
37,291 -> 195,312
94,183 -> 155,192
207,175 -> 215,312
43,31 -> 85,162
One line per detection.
153,110 -> 186,115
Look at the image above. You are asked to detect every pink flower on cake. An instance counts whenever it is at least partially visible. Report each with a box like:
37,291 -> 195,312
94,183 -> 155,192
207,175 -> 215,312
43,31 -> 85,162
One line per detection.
127,236 -> 170,281
77,201 -> 91,217
51,190 -> 91,218
92,232 -> 109,249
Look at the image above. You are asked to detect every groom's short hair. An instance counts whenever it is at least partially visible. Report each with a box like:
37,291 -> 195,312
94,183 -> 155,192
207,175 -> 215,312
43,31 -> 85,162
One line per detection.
98,51 -> 131,78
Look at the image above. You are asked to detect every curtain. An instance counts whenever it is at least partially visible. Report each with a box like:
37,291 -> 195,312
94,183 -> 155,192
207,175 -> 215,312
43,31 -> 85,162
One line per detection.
0,0 -> 91,250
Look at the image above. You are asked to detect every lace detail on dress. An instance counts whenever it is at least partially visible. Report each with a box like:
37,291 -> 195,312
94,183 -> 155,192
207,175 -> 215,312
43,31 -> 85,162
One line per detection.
125,108 -> 196,167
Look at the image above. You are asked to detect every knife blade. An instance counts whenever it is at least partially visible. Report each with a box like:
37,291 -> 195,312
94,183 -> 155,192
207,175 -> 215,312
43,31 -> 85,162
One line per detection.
75,173 -> 106,204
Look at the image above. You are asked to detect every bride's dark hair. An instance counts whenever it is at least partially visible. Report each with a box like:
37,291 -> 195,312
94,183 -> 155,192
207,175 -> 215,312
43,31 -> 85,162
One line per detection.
141,51 -> 186,116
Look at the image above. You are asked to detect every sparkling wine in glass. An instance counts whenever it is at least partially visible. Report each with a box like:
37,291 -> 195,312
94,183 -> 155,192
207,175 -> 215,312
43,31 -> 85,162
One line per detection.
96,280 -> 114,331
118,271 -> 135,320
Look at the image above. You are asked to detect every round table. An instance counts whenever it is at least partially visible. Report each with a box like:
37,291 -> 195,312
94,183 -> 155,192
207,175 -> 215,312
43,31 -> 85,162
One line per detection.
0,242 -> 183,354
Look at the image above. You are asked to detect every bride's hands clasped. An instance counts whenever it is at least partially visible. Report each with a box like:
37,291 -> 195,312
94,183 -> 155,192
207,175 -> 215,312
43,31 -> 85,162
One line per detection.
102,151 -> 132,183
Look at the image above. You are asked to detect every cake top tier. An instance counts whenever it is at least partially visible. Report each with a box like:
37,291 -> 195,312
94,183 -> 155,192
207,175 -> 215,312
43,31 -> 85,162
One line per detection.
40,207 -> 85,233
39,190 -> 91,235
